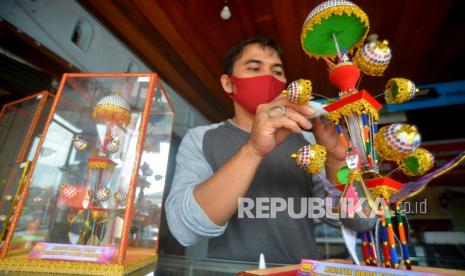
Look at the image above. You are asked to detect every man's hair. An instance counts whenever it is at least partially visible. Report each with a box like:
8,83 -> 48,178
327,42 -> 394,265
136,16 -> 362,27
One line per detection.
222,37 -> 284,75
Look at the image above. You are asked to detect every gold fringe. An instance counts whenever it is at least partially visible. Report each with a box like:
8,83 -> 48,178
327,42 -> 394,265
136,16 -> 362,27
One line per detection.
283,79 -> 313,105
398,148 -> 434,176
326,99 -> 379,124
369,185 -> 399,199
92,105 -> 131,125
352,53 -> 388,76
301,4 -> 369,59
384,78 -> 417,104
88,162 -> 116,170
0,255 -> 157,275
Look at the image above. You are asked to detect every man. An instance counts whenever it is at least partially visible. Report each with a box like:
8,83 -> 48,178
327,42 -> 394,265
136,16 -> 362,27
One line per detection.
165,37 -> 345,264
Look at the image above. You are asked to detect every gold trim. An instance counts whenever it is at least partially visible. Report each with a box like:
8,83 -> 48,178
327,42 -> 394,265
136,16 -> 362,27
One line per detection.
369,185 -> 398,200
283,79 -> 313,105
384,78 -> 417,104
352,53 -> 388,76
398,148 -> 434,176
327,99 -> 379,123
301,4 -> 370,60
0,255 -> 157,275
87,162 -> 117,170
92,105 -> 131,126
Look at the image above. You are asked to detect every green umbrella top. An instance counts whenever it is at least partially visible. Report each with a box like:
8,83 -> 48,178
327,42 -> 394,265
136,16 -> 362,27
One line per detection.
301,0 -> 370,59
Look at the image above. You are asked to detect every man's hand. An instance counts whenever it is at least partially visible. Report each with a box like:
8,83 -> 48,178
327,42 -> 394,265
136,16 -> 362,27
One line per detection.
245,94 -> 314,157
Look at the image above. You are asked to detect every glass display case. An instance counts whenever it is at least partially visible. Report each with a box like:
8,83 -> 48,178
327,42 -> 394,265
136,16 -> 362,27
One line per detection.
0,73 -> 174,275
0,91 -> 54,243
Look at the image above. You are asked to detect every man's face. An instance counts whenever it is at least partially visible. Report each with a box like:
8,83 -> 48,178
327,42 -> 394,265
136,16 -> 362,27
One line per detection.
231,43 -> 286,83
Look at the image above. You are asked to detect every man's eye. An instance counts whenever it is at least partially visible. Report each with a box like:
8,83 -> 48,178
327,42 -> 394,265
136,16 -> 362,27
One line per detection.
247,67 -> 260,72
273,71 -> 283,76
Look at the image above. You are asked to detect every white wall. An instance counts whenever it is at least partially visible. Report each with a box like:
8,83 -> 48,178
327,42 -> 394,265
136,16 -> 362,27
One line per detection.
0,0 -> 210,137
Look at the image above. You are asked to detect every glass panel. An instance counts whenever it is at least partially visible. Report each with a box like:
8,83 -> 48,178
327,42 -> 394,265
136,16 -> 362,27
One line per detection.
7,75 -> 174,264
0,93 -> 52,196
130,82 -> 174,250
0,97 -> 40,167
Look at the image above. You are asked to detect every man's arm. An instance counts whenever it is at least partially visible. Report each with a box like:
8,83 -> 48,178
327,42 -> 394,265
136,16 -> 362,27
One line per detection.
193,142 -> 263,226
165,126 -> 230,246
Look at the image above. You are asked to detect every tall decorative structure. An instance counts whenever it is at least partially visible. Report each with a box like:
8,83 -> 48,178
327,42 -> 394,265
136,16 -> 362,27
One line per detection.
288,0 -> 465,270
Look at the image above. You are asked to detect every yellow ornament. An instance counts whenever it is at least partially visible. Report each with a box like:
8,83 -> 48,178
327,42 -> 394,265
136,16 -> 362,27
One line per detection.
384,78 -> 418,104
398,148 -> 434,176
291,144 -> 326,174
375,123 -> 421,161
283,79 -> 313,105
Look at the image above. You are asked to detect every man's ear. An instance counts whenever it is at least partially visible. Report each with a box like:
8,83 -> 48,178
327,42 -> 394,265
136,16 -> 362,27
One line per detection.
221,74 -> 234,94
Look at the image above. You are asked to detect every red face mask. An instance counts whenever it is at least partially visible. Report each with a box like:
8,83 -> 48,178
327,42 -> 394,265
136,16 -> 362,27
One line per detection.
228,75 -> 286,114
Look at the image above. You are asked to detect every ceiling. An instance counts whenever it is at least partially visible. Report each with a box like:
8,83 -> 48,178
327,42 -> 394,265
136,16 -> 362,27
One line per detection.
0,21 -> 80,104
80,0 -> 465,122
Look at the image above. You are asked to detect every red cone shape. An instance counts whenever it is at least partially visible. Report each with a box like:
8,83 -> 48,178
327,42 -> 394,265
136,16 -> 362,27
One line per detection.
329,64 -> 361,93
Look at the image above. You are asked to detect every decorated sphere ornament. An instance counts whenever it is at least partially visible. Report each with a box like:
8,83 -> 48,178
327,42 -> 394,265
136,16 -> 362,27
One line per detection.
95,188 -> 111,201
105,135 -> 120,154
92,91 -> 131,125
398,148 -> 434,176
353,38 -> 392,76
301,0 -> 369,59
114,191 -> 127,206
283,79 -> 313,105
385,78 -> 418,104
72,136 -> 89,151
375,123 -> 421,161
291,144 -> 327,174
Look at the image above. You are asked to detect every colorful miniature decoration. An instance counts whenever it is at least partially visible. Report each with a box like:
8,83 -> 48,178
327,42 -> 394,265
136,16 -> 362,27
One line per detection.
72,136 -> 89,151
289,0 -> 465,269
384,78 -> 418,104
353,36 -> 392,76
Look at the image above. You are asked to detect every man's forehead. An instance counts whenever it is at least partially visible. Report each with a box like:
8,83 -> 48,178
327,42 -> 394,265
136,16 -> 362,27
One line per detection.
240,43 -> 281,60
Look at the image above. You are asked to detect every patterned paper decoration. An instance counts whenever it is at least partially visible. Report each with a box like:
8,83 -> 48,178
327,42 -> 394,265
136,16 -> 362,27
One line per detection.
375,123 -> 421,161
60,185 -> 79,199
105,135 -> 120,154
72,136 -> 89,151
283,79 -> 313,105
353,39 -> 392,76
291,144 -> 327,174
384,78 -> 417,104
95,188 -> 111,201
398,148 -> 434,176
